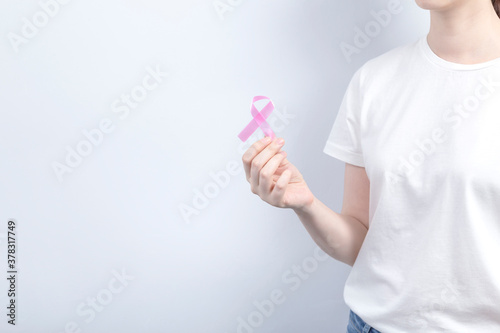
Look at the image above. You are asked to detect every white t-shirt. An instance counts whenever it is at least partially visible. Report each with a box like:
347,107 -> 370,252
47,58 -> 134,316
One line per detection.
324,34 -> 500,332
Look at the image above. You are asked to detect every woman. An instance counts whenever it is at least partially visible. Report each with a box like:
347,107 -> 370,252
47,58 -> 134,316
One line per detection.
241,1 -> 500,332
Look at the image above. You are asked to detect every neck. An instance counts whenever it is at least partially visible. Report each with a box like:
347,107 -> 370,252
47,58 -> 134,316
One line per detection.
427,1 -> 500,64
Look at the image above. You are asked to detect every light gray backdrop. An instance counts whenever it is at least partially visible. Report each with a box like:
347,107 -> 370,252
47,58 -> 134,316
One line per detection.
0,0 -> 428,332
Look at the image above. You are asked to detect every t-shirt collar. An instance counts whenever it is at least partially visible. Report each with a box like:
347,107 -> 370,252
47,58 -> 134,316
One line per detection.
419,34 -> 500,71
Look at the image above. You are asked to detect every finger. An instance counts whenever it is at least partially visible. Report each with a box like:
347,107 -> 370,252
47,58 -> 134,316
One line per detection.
259,151 -> 287,194
242,136 -> 273,181
250,137 -> 285,186
270,169 -> 292,207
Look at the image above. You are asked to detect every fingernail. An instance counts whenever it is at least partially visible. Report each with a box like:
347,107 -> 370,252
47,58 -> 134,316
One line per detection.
262,136 -> 271,144
276,138 -> 284,145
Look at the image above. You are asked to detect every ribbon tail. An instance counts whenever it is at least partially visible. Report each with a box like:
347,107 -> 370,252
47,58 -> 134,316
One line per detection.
238,119 -> 259,142
259,121 -> 275,139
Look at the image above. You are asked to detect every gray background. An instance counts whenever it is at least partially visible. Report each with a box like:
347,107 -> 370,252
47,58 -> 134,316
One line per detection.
0,0 -> 428,332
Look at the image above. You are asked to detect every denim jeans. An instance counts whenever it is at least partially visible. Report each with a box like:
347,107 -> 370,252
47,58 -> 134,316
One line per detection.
346,309 -> 383,333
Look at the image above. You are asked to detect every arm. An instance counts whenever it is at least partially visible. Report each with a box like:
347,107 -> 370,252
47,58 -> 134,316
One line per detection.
293,163 -> 370,266
242,137 -> 370,267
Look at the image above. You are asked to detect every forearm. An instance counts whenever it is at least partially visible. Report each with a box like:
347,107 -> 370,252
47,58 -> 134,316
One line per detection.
293,196 -> 368,266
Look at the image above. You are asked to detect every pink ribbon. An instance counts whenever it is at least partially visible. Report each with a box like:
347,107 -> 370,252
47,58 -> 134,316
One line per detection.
238,96 -> 276,142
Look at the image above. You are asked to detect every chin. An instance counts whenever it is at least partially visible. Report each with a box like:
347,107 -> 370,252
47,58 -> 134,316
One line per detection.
414,0 -> 456,11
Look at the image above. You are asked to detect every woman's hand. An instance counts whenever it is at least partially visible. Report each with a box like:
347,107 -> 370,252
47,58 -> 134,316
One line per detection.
242,136 -> 315,210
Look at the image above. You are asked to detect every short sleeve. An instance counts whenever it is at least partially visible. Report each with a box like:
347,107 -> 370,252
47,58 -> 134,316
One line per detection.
323,67 -> 365,167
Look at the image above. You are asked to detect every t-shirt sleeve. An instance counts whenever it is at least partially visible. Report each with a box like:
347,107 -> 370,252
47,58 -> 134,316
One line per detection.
323,67 -> 365,167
